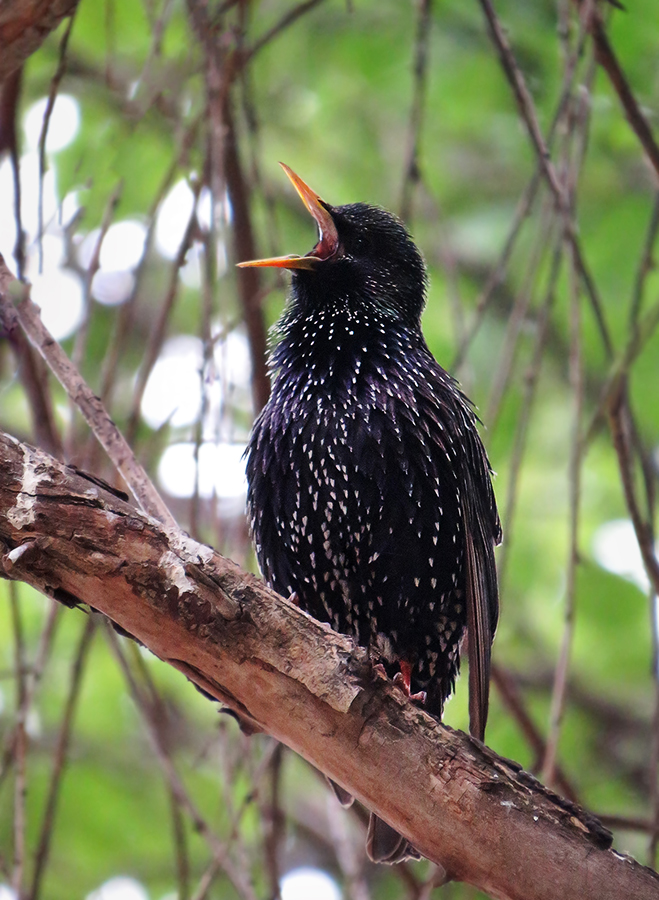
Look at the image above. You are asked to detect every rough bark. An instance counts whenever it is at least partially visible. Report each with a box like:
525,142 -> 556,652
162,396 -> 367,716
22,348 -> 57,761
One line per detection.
0,0 -> 78,83
0,431 -> 657,900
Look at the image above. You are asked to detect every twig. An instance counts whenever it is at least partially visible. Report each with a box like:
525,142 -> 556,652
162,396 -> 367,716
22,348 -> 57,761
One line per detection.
452,14 -> 590,370
105,625 -> 260,900
244,0 -> 329,62
37,12 -> 76,272
629,192 -> 659,330
579,2 -> 659,180
0,604 -> 61,791
0,68 -> 25,278
497,244 -> 561,589
5,329 -> 64,459
400,0 -> 432,222
28,617 -> 96,900
262,743 -> 284,900
224,98 -> 271,413
542,235 -> 584,787
492,664 -> 578,802
476,0 -> 614,361
485,196 -> 558,428
125,176 -> 204,447
67,181 -> 123,458
607,383 -> 659,594
9,582 -> 27,899
0,256 -> 177,528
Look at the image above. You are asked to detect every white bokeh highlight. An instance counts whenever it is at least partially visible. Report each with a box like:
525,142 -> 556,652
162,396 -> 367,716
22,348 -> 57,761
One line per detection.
24,94 -> 80,153
141,329 -> 252,437
141,336 -> 204,430
29,268 -> 84,341
100,220 -> 147,271
158,441 -> 247,500
0,95 -> 82,340
21,224 -> 84,342
592,519 -> 649,592
280,868 -> 341,900
86,877 -> 149,900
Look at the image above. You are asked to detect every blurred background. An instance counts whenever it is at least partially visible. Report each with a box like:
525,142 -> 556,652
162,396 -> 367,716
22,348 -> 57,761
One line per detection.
1,0 -> 659,897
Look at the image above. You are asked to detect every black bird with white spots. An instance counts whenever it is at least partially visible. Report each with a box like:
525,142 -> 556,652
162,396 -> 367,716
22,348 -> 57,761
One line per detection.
240,164 -> 501,862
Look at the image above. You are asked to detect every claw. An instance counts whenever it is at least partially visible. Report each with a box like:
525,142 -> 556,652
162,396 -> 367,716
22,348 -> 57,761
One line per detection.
393,661 -> 427,704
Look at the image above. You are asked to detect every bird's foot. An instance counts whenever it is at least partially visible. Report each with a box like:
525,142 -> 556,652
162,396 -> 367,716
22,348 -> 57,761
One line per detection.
372,662 -> 389,681
392,661 -> 427,704
287,591 -> 299,606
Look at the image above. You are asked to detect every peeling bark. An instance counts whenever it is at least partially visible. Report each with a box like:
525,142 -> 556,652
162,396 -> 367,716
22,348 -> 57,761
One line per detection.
0,431 -> 658,900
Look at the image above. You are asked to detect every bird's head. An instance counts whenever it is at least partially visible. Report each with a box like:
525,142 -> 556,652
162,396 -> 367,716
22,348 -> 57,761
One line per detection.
238,164 -> 427,327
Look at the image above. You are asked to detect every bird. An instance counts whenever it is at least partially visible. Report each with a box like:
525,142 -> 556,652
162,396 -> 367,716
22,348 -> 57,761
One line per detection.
239,163 -> 501,863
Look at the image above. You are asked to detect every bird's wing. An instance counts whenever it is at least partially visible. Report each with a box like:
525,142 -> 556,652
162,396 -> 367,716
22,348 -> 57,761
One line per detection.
461,432 -> 500,743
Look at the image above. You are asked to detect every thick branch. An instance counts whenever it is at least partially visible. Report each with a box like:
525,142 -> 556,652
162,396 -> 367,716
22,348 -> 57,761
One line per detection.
0,0 -> 78,82
0,432 -> 657,900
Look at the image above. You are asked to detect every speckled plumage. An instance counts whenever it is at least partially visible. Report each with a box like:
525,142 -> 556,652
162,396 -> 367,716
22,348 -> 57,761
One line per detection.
243,179 -> 501,862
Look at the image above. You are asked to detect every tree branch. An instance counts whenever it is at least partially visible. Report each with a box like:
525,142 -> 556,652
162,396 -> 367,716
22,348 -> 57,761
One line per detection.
0,0 -> 78,83
0,432 -> 657,900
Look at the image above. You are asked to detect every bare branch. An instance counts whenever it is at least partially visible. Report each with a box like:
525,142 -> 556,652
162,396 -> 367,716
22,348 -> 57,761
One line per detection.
0,256 -> 176,529
578,1 -> 659,181
0,0 -> 78,82
1,431 -> 658,900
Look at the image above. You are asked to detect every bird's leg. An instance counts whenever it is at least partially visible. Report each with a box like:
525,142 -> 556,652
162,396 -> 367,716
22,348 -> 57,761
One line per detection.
287,591 -> 300,607
393,660 -> 427,704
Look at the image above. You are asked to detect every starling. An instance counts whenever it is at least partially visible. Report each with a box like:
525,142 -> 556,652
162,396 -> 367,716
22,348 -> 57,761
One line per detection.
240,164 -> 501,862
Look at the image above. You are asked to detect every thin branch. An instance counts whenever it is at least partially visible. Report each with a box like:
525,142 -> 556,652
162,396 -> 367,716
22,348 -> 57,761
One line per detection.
579,2 -> 659,180
497,245 -> 561,589
607,381 -> 659,602
224,98 -> 271,414
451,15 -> 590,370
476,0 -> 614,361
28,617 -> 96,900
124,176 -> 204,447
105,625 -> 260,900
491,664 -> 578,803
0,68 -> 26,278
0,256 -> 177,529
9,582 -> 27,899
542,241 -> 583,786
399,0 -> 432,222
244,0 -> 329,62
37,11 -> 76,272
485,198 -> 558,429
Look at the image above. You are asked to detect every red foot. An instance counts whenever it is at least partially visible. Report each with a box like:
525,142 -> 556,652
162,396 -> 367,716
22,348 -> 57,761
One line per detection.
373,663 -> 389,681
393,661 -> 427,704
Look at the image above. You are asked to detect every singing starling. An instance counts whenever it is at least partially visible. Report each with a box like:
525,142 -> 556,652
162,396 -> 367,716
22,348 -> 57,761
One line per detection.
240,164 -> 501,862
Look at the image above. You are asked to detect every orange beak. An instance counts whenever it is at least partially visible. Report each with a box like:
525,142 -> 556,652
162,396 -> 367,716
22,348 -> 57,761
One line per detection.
237,163 -> 339,270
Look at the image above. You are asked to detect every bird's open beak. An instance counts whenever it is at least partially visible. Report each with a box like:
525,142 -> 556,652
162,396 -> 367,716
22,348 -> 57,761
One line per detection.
237,163 -> 339,270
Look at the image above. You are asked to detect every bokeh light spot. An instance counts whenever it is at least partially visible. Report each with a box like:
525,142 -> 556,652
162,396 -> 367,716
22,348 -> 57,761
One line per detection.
280,868 -> 341,900
24,94 -> 80,153
86,876 -> 149,900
